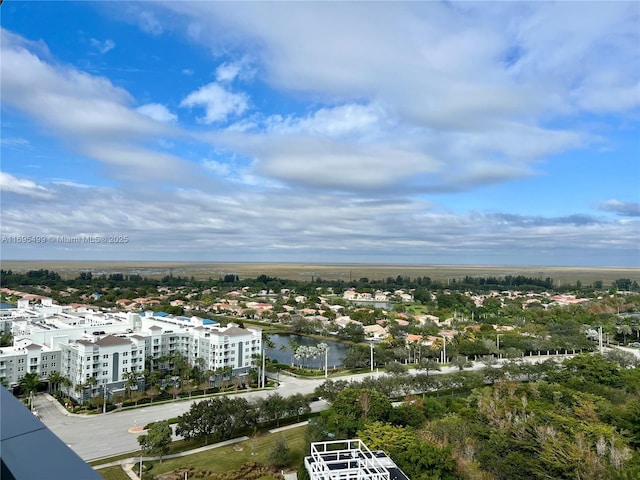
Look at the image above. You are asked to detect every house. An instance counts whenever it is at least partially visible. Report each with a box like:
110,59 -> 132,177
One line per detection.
364,324 -> 387,340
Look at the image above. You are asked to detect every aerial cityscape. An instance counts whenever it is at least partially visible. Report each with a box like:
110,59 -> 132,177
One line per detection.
1,1 -> 639,480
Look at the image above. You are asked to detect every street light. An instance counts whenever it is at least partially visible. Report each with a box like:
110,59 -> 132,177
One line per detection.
496,334 -> 503,358
370,342 -> 374,372
441,336 -> 447,364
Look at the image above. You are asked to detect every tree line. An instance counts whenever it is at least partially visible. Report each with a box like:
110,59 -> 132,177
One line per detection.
302,353 -> 640,480
2,269 -> 637,297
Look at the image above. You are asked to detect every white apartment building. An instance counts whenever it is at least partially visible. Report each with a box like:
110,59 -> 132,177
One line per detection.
60,334 -> 146,400
0,339 -> 61,387
2,300 -> 262,400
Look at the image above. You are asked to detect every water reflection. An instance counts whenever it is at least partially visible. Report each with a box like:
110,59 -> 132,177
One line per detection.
266,333 -> 349,369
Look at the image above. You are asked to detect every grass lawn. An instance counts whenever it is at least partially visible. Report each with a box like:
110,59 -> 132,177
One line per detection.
98,466 -> 132,480
143,426 -> 307,478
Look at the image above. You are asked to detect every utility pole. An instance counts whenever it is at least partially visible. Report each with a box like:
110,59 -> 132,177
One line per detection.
324,347 -> 328,379
442,336 -> 447,364
261,346 -> 266,389
599,326 -> 603,354
103,383 -> 106,414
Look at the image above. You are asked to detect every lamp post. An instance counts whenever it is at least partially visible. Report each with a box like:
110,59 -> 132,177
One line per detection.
370,342 -> 374,372
139,450 -> 143,479
496,334 -> 504,359
324,347 -> 328,379
441,336 -> 447,364
261,345 -> 266,389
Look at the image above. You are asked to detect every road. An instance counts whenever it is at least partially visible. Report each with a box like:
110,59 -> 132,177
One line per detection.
33,372 -> 332,461
33,354 -> 573,461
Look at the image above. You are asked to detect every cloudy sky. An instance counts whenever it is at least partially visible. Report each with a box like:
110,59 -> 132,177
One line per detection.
1,1 -> 639,267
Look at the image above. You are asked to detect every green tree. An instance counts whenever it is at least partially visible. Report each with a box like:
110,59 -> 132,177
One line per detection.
417,357 -> 441,377
47,371 -> 63,394
19,372 -> 41,396
357,422 -> 456,480
268,434 -> 290,468
340,322 -> 365,343
451,355 -> 472,371
176,397 -> 254,445
258,392 -> 288,427
324,388 -> 391,438
385,361 -> 408,376
343,344 -> 370,370
137,420 -> 171,462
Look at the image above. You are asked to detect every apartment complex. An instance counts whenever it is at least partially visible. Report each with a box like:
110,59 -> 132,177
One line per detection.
1,300 -> 262,401
0,340 -> 61,388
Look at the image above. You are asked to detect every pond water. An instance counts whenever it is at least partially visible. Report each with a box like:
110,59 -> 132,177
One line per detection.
266,333 -> 350,369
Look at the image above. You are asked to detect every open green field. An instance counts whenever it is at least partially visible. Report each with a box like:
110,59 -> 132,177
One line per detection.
2,260 -> 638,285
143,426 -> 305,479
98,466 -> 131,480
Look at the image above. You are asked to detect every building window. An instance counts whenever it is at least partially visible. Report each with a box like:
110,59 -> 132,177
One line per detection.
103,354 -> 109,359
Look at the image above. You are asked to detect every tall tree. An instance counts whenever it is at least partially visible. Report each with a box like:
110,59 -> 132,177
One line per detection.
268,434 -> 290,468
137,420 -> 172,462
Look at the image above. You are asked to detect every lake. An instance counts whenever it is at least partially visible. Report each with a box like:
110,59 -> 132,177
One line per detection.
266,333 -> 350,369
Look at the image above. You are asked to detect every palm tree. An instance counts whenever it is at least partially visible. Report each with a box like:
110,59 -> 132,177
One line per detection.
618,325 -> 633,345
47,371 -> 63,394
288,339 -> 299,367
61,376 -> 72,397
124,371 -> 139,399
20,373 -> 41,410
85,376 -> 98,397
74,383 -> 85,403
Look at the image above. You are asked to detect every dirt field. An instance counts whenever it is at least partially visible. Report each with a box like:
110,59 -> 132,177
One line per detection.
1,261 -> 638,286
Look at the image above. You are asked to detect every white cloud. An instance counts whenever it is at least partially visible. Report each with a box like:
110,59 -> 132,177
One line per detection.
598,199 -> 640,217
144,1 -> 635,196
90,38 -> 115,54
2,180 -> 637,265
0,171 -> 53,199
215,62 -> 241,82
180,82 -> 248,124
202,159 -> 232,177
136,103 -> 178,123
0,28 -> 196,185
137,10 -> 163,36
268,103 -> 386,139
0,137 -> 32,149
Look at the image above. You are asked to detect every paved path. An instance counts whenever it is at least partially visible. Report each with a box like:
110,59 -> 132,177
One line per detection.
35,353 -> 574,461
93,436 -> 250,470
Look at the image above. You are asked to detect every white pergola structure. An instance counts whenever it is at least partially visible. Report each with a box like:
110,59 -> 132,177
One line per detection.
304,439 -> 410,480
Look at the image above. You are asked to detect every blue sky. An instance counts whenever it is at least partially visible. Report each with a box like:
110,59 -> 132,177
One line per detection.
1,1 -> 639,267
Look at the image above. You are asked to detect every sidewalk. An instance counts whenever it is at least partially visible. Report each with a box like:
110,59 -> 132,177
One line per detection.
93,436 -> 249,470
